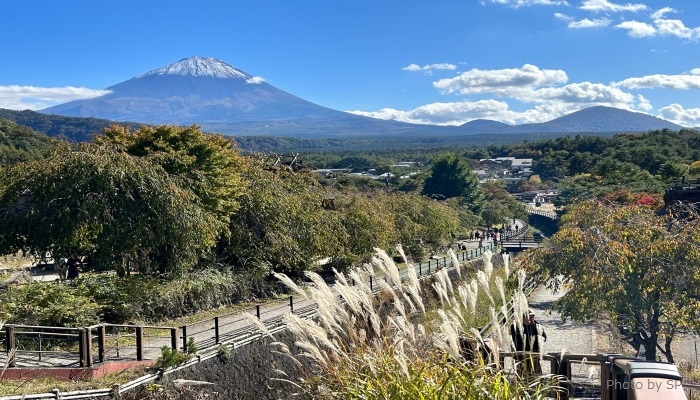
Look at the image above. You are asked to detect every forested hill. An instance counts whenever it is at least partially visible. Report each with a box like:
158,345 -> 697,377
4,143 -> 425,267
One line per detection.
482,128 -> 700,179
0,109 -> 141,142
0,118 -> 54,165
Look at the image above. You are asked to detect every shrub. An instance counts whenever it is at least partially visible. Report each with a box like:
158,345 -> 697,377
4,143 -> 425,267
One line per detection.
0,282 -> 100,327
72,269 -> 273,324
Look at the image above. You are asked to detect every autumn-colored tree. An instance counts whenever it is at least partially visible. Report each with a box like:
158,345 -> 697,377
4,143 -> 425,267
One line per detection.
528,199 -> 700,361
689,160 -> 700,177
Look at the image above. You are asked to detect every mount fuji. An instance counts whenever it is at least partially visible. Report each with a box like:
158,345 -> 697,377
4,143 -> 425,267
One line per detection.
41,56 -> 433,137
39,56 -> 682,138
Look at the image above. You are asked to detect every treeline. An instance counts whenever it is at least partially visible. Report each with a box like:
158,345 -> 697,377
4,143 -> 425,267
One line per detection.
0,109 -> 142,142
299,128 -> 700,202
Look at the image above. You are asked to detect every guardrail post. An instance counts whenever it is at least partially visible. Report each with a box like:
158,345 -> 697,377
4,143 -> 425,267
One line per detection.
289,296 -> 294,313
214,317 -> 220,344
6,325 -> 15,368
170,328 -> 177,351
369,276 -> 373,290
135,326 -> 144,361
182,326 -> 188,352
98,325 -> 106,363
84,328 -> 93,367
419,262 -> 422,276
256,305 -> 261,320
443,258 -> 447,268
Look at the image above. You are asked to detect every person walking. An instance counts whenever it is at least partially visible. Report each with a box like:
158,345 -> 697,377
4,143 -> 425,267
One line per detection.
523,310 -> 546,374
66,253 -> 82,280
511,310 -> 547,375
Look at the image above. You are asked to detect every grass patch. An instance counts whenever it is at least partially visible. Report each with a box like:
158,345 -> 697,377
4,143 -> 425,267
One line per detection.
269,248 -> 557,399
0,366 -> 149,397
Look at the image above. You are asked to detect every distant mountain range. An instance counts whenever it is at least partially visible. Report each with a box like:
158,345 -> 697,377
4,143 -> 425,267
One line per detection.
31,56 -> 685,138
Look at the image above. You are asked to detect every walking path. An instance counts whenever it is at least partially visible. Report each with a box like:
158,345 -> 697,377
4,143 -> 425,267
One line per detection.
1,223 -> 525,370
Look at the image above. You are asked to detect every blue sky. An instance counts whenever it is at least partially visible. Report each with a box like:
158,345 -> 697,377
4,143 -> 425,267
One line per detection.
2,0 -> 699,126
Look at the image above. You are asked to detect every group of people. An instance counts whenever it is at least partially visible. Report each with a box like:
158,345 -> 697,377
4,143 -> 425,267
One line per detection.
55,253 -> 83,280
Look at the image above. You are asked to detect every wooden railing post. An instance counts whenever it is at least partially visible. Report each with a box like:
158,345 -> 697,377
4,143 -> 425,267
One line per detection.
419,263 -> 422,276
6,325 -> 16,368
369,276 -> 373,290
135,326 -> 144,361
214,317 -> 220,344
256,305 -> 261,320
84,328 -> 93,367
181,326 -> 188,352
98,325 -> 106,363
289,296 -> 294,313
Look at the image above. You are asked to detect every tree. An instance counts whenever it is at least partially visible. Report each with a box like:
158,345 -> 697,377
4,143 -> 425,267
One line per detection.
94,124 -> 249,237
223,161 -> 344,275
422,153 -> 485,213
479,180 -> 527,227
689,161 -> 700,177
658,161 -> 689,182
0,143 -> 218,275
528,200 -> 700,362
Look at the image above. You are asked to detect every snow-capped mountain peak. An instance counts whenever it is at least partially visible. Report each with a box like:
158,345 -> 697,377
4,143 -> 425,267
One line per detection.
136,56 -> 251,79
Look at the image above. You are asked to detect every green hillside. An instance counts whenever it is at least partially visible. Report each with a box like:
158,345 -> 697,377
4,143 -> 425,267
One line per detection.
0,109 -> 141,142
0,118 -> 54,164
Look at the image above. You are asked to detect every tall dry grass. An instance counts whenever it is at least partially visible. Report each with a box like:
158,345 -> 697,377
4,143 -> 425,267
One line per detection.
275,246 -> 561,399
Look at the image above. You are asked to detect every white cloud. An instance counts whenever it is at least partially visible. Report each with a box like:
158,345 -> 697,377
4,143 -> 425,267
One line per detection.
402,63 -> 457,74
614,15 -> 700,40
636,94 -> 653,111
690,68 -> 700,75
580,0 -> 647,13
528,81 -> 635,105
348,100 -> 586,125
613,72 -> 700,89
433,64 -> 568,96
614,20 -> 656,37
246,76 -> 265,84
650,6 -> 675,19
0,85 -> 111,110
654,18 -> 700,40
556,13 -> 611,28
349,79 -> 651,126
349,99 -> 513,125
489,0 -> 569,7
658,104 -> 700,126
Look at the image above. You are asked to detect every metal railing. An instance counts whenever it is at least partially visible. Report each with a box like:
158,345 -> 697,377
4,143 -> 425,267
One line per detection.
178,242 -> 501,352
528,208 -> 559,220
2,323 -> 177,368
